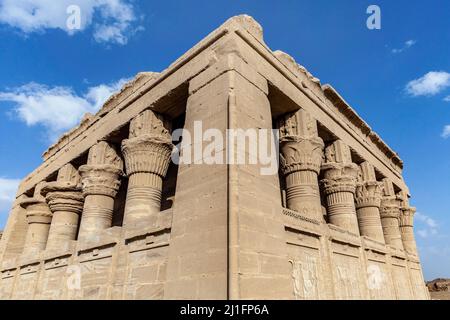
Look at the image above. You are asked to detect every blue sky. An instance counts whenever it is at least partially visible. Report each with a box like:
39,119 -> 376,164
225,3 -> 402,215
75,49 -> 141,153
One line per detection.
0,0 -> 449,280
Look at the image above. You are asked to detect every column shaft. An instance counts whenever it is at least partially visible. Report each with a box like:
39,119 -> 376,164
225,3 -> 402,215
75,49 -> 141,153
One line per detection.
77,141 -> 123,241
22,210 -> 51,255
321,140 -> 359,235
277,109 -> 324,220
79,194 -> 114,235
46,210 -> 80,248
121,110 -> 173,227
355,162 -> 384,242
285,170 -> 321,215
123,173 -> 162,221
20,183 -> 52,257
399,193 -> 418,255
43,163 -> 84,251
380,178 -> 404,249
325,189 -> 359,232
356,206 -> 384,242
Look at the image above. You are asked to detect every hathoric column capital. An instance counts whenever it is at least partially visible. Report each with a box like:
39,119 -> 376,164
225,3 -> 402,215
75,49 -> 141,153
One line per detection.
79,141 -> 124,197
321,140 -> 358,195
277,109 -> 324,175
42,163 -> 84,214
20,182 -> 52,224
355,162 -> 382,209
122,109 -> 173,177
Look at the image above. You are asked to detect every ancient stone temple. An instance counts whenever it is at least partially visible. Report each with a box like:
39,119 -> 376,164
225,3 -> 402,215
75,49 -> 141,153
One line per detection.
0,15 -> 429,300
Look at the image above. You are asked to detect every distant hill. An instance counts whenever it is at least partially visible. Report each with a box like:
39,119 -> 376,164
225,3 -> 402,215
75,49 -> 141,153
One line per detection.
427,278 -> 450,292
427,278 -> 450,300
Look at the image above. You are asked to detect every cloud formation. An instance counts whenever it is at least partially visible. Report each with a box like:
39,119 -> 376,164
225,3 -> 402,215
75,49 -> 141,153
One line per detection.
415,212 -> 439,238
392,39 -> 416,54
442,125 -> 450,139
405,71 -> 450,97
0,78 -> 130,141
0,0 -> 142,45
0,177 -> 20,216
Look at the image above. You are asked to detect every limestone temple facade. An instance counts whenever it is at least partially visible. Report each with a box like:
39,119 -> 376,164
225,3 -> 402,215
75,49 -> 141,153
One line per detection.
0,16 -> 429,300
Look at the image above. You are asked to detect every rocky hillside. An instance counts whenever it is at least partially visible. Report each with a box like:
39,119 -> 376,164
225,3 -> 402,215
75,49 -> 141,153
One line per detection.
427,278 -> 450,300
427,278 -> 450,292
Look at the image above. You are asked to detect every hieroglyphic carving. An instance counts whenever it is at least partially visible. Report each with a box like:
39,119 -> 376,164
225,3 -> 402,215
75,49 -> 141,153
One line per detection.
332,253 -> 362,299
290,256 -> 320,300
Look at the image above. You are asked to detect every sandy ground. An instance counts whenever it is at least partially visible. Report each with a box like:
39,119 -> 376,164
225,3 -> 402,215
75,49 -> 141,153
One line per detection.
430,291 -> 450,300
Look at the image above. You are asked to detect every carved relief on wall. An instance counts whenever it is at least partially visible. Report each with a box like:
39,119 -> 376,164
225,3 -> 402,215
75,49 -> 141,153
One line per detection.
290,255 -> 320,300
366,262 -> 393,299
332,253 -> 362,300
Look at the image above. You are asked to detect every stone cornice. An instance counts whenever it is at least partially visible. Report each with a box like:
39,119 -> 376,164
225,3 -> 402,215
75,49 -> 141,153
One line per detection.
322,85 -> 403,173
42,72 -> 160,161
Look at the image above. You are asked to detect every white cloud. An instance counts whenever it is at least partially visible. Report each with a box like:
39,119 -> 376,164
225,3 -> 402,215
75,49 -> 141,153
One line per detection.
444,95 -> 450,102
0,177 -> 20,216
0,0 -> 142,45
392,39 -> 416,54
405,71 -> 450,96
415,212 -> 439,238
0,78 -> 131,141
442,125 -> 450,139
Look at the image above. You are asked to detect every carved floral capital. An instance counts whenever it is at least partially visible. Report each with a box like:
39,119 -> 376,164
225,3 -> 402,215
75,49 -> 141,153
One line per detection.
399,206 -> 416,227
79,164 -> 123,197
21,200 -> 52,224
121,134 -> 173,177
355,181 -> 383,209
279,136 -> 324,175
380,196 -> 401,219
320,162 -> 359,195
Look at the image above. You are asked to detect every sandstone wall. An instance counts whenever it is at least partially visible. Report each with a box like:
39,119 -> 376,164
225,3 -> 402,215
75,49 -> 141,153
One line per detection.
0,15 -> 429,300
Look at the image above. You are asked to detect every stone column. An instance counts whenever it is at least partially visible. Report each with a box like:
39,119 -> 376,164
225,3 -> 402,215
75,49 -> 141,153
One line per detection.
321,140 -> 360,235
121,109 -> 173,227
380,178 -> 404,249
355,161 -> 384,243
399,191 -> 418,255
277,108 -> 324,220
20,182 -> 52,257
78,141 -> 123,240
42,163 -> 84,252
